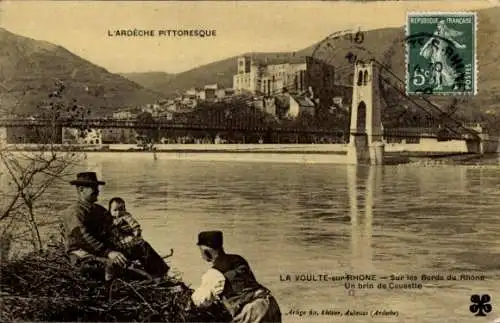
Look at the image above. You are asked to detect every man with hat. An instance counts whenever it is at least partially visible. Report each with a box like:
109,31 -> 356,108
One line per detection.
191,230 -> 281,323
61,172 -> 127,281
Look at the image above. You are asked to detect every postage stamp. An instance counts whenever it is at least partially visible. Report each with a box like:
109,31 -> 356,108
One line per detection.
405,12 -> 477,96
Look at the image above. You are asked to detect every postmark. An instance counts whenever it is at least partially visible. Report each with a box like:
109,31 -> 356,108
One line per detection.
310,29 -> 415,123
310,28 -> 410,131
405,12 -> 477,96
310,28 -> 372,87
310,28 -> 470,132
310,28 -> 411,110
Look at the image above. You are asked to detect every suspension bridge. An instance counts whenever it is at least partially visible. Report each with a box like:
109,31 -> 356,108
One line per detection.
0,56 -> 497,164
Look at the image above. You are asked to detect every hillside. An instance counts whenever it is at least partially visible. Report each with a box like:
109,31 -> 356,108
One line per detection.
0,28 -> 163,117
120,71 -> 176,92
124,6 -> 500,118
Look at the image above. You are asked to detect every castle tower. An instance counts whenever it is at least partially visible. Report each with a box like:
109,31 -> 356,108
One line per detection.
346,60 -> 384,165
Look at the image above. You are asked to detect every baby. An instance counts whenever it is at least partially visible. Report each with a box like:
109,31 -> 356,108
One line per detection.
107,197 -> 171,279
108,197 -> 143,251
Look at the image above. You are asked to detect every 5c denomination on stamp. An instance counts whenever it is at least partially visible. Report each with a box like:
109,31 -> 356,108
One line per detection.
405,12 -> 477,96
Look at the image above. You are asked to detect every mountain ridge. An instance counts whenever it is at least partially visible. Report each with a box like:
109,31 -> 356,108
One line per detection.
0,27 -> 163,117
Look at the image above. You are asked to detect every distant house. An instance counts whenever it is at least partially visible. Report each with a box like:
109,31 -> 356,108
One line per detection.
180,97 -> 197,110
113,110 -> 136,119
185,88 -> 205,100
289,95 -> 315,117
63,128 -> 102,145
225,88 -> 235,96
205,84 -> 218,90
204,84 -> 219,100
158,108 -> 175,120
82,129 -> 102,145
274,93 -> 315,119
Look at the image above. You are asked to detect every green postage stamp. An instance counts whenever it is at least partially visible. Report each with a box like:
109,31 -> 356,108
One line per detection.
406,12 -> 477,96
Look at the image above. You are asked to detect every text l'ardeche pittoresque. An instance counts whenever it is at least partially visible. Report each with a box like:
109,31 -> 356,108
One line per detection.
107,29 -> 217,38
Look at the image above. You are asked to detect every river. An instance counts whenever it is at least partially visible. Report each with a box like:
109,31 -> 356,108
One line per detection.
25,153 -> 500,322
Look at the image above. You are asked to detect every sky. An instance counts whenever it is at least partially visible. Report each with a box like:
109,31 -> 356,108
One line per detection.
1,0 -> 498,74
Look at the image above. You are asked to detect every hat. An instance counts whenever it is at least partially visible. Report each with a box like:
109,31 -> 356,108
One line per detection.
197,231 -> 223,249
70,172 -> 106,187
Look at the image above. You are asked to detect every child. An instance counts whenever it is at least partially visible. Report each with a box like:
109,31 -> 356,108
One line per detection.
109,197 -> 142,250
108,197 -> 170,279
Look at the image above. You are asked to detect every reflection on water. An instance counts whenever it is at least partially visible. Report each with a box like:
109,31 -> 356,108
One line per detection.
6,153 -> 500,323
348,165 -> 377,273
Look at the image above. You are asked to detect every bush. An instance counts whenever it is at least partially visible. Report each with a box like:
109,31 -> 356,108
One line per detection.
0,242 -> 231,322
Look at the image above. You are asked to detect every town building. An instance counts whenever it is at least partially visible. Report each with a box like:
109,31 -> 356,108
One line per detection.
204,84 -> 218,100
289,95 -> 315,117
221,88 -> 235,98
62,128 -> 102,145
274,93 -> 315,119
112,110 -> 136,120
141,104 -> 164,117
157,108 -> 175,120
184,85 -> 235,102
185,88 -> 205,101
233,55 -> 307,96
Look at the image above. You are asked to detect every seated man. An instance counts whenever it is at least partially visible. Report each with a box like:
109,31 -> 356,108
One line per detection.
191,231 -> 281,323
61,172 -> 169,281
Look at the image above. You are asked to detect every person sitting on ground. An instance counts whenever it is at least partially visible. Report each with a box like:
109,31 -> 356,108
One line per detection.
61,172 -> 128,282
108,196 -> 170,280
190,230 -> 281,323
61,172 -> 169,282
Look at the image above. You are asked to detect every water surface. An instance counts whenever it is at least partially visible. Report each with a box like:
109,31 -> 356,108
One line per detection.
36,154 -> 500,322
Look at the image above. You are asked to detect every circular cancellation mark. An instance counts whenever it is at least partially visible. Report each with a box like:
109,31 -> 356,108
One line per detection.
309,28 -> 469,129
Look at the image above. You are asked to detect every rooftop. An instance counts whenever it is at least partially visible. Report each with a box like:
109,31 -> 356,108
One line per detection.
292,95 -> 315,108
243,53 -> 306,66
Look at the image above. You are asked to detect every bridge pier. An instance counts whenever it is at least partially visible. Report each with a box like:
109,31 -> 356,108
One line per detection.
465,125 -> 499,155
346,60 -> 385,165
466,139 -> 483,154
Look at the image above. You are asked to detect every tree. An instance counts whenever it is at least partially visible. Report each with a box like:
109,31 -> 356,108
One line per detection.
135,111 -> 159,151
184,97 -> 275,143
0,80 -> 88,260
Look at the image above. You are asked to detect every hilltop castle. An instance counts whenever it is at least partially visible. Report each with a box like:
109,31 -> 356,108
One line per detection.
232,55 -> 307,96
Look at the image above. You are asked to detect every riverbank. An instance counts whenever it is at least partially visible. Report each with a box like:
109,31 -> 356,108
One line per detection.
0,242 -> 230,322
1,141 -> 483,153
2,143 -> 498,165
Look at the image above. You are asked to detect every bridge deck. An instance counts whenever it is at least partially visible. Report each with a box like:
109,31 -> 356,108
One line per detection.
0,119 -> 480,141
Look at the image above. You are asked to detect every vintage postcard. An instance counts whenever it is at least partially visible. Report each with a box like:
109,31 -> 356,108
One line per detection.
1,1 -> 500,323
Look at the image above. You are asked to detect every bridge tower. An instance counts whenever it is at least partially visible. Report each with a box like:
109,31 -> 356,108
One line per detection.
347,60 -> 385,165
